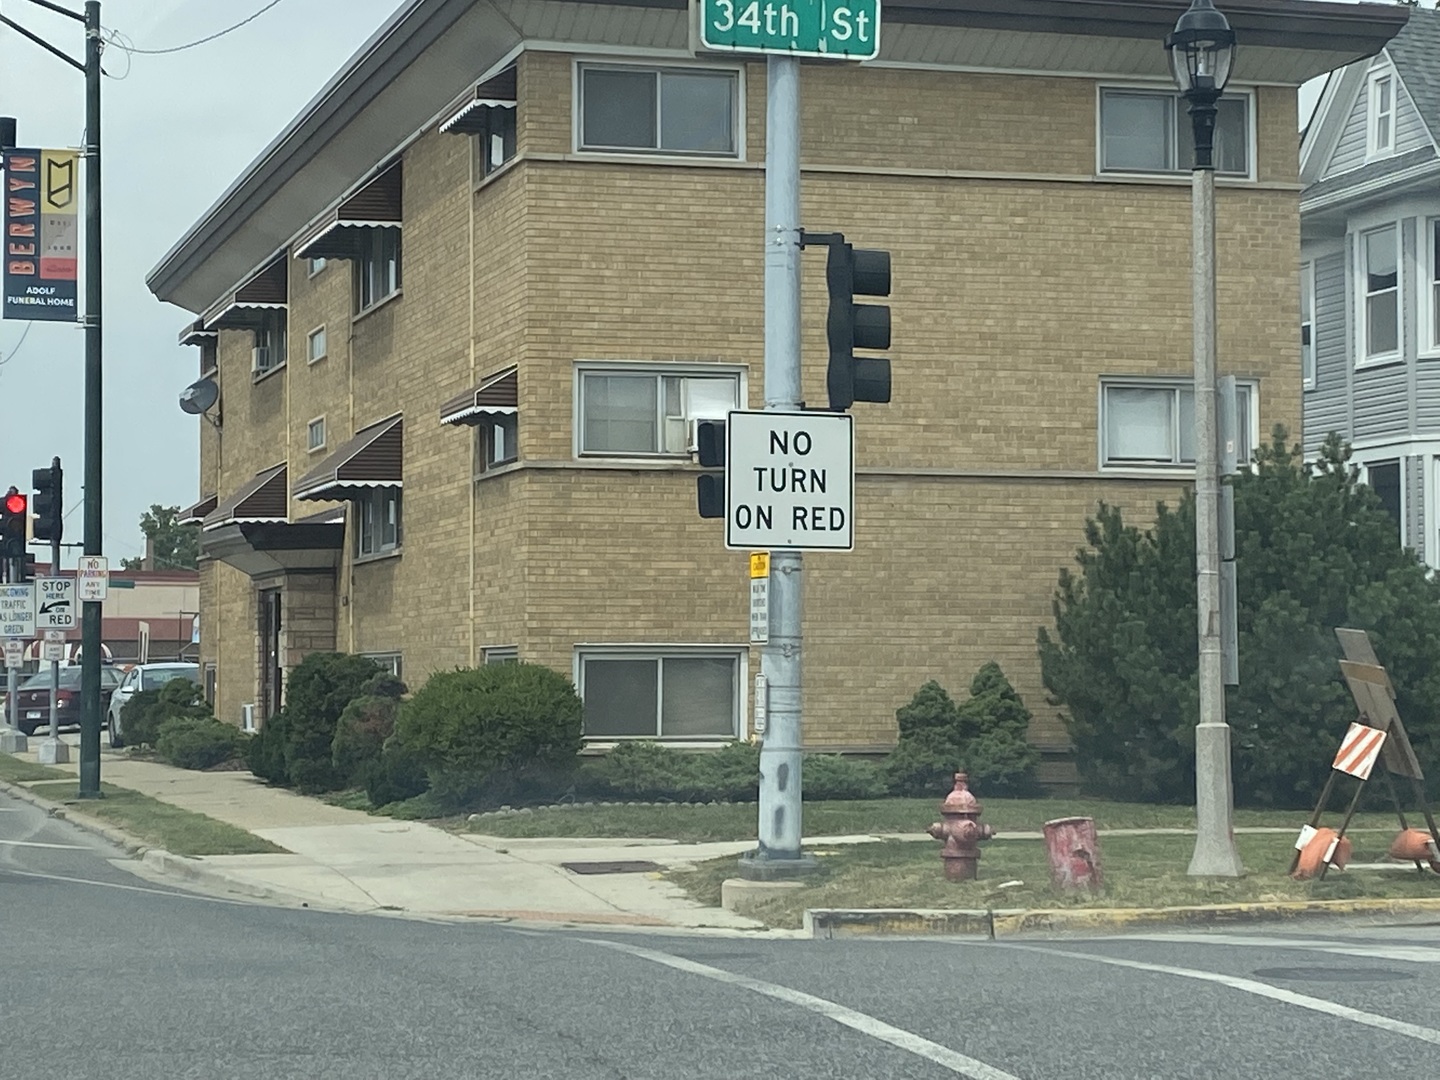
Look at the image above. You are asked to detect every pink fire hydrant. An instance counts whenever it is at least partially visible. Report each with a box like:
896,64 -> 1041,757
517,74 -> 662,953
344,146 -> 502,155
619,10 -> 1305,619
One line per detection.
928,773 -> 995,882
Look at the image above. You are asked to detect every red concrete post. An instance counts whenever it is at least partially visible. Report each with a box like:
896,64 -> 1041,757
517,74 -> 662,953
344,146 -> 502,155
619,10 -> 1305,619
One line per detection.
1043,816 -> 1102,892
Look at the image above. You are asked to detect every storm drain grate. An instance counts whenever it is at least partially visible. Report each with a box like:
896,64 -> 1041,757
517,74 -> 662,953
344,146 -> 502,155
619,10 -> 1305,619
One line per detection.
1252,966 -> 1416,983
562,860 -> 663,876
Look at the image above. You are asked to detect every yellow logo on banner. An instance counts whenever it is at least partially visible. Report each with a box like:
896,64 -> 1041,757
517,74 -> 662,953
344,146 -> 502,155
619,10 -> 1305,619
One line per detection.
41,152 -> 78,213
749,551 -> 769,579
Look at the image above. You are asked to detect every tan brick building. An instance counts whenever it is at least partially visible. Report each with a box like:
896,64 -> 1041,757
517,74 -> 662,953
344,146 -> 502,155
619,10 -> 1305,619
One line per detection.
146,0 -> 1401,769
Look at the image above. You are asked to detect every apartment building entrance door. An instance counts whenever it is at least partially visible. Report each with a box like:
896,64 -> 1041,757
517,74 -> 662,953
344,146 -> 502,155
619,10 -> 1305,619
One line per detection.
259,587 -> 283,720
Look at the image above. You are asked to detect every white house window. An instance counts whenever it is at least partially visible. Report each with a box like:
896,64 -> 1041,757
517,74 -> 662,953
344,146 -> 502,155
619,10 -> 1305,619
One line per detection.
356,228 -> 402,312
1368,72 -> 1395,159
1362,459 -> 1403,543
577,367 -> 741,456
252,314 -> 286,378
579,64 -> 738,157
1361,226 -> 1399,361
361,652 -> 403,679
1427,218 -> 1440,354
307,416 -> 326,452
476,414 -> 518,472
478,106 -> 517,176
355,486 -> 402,557
579,650 -> 741,739
1100,379 -> 1254,468
484,646 -> 519,665
1301,262 -> 1315,391
308,257 -> 327,277
1099,89 -> 1250,177
307,325 -> 327,364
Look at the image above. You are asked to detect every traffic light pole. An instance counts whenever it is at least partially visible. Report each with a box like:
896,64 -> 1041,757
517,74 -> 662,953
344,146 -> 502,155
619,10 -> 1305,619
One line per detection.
37,458 -> 69,766
742,54 -> 814,876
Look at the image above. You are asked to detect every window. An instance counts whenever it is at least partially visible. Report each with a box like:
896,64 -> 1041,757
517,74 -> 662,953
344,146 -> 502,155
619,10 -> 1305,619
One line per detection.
1426,219 -> 1440,355
579,650 -> 741,739
203,663 -> 216,707
579,65 -> 738,157
1301,262 -> 1316,391
252,313 -> 287,378
361,652 -> 403,679
200,341 -> 218,377
578,367 -> 741,456
484,647 -> 519,665
1099,89 -> 1250,177
1368,72 -> 1395,159
1100,379 -> 1254,469
307,325 -> 327,363
356,228 -> 402,312
1364,460 -> 1403,542
308,257 -> 327,277
477,106 -> 516,176
1361,226 -> 1399,361
355,485 -> 402,557
307,417 -> 326,452
476,414 -> 518,472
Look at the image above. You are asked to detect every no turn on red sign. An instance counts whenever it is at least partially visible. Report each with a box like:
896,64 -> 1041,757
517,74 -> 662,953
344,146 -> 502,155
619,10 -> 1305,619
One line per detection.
724,410 -> 854,552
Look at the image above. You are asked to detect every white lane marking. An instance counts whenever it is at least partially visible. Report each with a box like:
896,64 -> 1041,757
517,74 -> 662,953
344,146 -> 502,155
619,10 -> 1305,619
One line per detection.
0,838 -> 90,850
1000,942 -> 1440,1047
1,866 -> 260,907
1114,932 -> 1440,965
589,938 -> 1022,1080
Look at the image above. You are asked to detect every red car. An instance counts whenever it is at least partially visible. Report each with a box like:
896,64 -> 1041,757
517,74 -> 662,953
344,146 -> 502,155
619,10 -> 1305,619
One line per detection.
13,665 -> 123,737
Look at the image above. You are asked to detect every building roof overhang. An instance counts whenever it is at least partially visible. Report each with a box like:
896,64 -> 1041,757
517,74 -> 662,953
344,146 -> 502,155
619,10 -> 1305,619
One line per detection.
440,367 -> 518,425
203,464 -> 288,530
146,0 -> 1409,317
200,519 -> 346,578
294,414 -> 404,500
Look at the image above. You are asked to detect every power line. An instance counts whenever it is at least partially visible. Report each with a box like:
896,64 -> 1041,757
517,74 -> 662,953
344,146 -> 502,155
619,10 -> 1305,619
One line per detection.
0,323 -> 33,366
105,0 -> 287,56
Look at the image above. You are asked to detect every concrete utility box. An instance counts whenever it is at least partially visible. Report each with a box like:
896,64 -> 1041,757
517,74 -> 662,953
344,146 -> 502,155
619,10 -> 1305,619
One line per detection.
1043,817 -> 1102,893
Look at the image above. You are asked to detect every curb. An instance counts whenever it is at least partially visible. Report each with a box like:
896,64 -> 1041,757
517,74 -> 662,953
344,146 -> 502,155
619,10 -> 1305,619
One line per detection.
0,776 -> 277,903
804,897 -> 1440,939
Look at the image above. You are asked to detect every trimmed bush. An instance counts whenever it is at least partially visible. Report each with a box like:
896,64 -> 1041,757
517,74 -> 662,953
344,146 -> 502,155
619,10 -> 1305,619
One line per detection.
246,710 -> 289,784
281,653 -> 383,793
801,754 -> 888,801
394,662 -> 583,811
121,679 -> 209,749
332,673 -> 408,787
363,740 -> 431,808
589,740 -> 760,803
156,715 -> 248,771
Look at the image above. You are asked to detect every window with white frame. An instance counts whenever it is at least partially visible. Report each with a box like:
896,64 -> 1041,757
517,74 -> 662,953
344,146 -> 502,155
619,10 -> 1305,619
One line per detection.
475,414 -> 518,472
361,652 -> 403,679
307,325 -> 327,364
308,257 -> 327,277
1368,72 -> 1395,159
484,646 -> 519,665
579,650 -> 741,739
1362,459 -> 1403,542
1361,225 -> 1399,361
1099,88 -> 1250,177
252,314 -> 286,378
355,486 -> 402,557
579,64 -> 738,157
1426,218 -> 1440,354
356,227 -> 402,312
307,416 -> 326,452
577,366 -> 741,456
477,106 -> 516,176
1301,262 -> 1316,391
1100,379 -> 1254,469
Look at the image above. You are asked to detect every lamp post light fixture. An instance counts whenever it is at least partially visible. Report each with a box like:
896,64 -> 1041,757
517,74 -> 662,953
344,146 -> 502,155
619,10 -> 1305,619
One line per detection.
1167,0 -> 1244,878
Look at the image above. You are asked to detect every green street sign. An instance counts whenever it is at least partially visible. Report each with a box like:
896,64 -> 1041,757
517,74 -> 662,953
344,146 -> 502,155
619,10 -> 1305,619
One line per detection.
700,0 -> 881,61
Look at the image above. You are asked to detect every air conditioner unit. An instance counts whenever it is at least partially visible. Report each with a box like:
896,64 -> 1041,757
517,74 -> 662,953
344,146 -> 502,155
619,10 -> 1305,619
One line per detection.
241,703 -> 256,732
251,347 -> 271,374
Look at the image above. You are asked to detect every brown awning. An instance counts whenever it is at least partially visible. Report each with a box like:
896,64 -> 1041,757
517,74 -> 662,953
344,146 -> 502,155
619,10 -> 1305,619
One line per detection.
203,464 -> 288,528
178,493 -> 218,526
202,256 -> 288,330
178,319 -> 217,348
439,68 -> 517,135
294,414 -> 403,501
294,161 -> 403,261
439,367 -> 517,426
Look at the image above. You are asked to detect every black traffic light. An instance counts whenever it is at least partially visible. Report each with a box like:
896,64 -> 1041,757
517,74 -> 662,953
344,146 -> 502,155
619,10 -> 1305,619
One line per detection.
816,234 -> 891,411
695,419 -> 725,519
0,487 -> 27,559
32,459 -> 62,544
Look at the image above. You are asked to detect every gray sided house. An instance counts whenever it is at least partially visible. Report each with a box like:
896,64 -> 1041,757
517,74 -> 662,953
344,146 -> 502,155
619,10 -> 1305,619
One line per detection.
1300,7 -> 1440,563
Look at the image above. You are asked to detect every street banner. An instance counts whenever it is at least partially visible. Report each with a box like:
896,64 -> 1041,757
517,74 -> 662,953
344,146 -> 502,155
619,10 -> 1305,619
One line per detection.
4,147 -> 80,322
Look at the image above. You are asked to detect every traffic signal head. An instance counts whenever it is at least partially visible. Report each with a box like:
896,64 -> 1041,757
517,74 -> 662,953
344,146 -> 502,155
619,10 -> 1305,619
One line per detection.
695,419 -> 726,519
825,241 -> 892,411
0,486 -> 26,558
32,463 -> 62,544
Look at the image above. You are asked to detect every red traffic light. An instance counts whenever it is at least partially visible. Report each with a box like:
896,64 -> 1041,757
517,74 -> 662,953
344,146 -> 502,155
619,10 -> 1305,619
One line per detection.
4,492 -> 26,515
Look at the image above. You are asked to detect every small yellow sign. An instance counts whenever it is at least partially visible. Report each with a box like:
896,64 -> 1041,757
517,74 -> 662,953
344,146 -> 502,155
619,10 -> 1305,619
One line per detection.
749,551 -> 770,579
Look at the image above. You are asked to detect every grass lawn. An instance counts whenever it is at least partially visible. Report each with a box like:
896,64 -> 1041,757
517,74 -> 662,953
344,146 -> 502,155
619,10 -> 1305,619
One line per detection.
0,754 -> 72,783
670,832 -> 1440,929
27,781 -> 286,857
463,796 -> 1405,844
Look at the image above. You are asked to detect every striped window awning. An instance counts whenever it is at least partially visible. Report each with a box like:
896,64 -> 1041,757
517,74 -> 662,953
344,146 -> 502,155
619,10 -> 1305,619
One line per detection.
295,161 -> 403,262
179,493 -> 218,526
439,367 -> 517,426
294,414 -> 404,501
204,465 -> 288,529
202,256 -> 288,330
439,68 -> 517,135
178,318 -> 218,348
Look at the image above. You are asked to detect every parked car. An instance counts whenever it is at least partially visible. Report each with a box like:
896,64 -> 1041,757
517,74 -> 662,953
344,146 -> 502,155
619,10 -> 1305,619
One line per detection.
15,665 -> 124,737
107,662 -> 201,748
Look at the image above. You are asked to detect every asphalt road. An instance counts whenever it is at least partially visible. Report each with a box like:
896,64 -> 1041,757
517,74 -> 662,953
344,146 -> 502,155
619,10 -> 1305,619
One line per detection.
4,789 -> 1440,1079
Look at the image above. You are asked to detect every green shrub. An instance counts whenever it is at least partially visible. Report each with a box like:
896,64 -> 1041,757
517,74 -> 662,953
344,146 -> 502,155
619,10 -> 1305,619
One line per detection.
801,754 -> 888,801
331,673 -> 408,787
281,653 -> 383,793
895,680 -> 965,738
121,679 -> 209,749
363,741 -> 431,808
394,662 -> 582,812
590,740 -> 760,802
690,740 -> 760,802
246,710 -> 289,784
156,715 -> 248,771
883,728 -> 965,797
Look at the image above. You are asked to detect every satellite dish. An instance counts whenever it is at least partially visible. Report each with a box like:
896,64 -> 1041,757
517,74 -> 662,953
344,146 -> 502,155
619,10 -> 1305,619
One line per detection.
179,377 -> 219,416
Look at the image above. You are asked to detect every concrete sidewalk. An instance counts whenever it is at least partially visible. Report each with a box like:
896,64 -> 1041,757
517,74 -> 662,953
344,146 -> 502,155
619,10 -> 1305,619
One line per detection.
3,740 -> 770,932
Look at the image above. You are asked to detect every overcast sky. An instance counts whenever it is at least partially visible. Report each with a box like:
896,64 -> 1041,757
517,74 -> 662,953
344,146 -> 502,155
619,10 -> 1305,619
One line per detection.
0,0 -> 1428,565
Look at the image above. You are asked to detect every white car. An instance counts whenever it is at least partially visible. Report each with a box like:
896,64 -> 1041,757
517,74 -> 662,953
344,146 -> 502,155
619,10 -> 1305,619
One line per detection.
106,662 -> 201,748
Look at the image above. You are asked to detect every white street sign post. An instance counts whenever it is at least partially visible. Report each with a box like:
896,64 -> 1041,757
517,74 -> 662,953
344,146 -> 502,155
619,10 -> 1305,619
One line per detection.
0,584 -> 37,639
725,410 -> 854,551
36,577 -> 76,629
42,629 -> 66,664
0,585 -> 33,751
77,555 -> 108,601
3,641 -> 23,669
36,581 -> 73,764
749,551 -> 770,644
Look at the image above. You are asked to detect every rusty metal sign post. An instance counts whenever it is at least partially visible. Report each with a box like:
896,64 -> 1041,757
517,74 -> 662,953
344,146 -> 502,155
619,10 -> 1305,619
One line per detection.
1290,629 -> 1440,880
